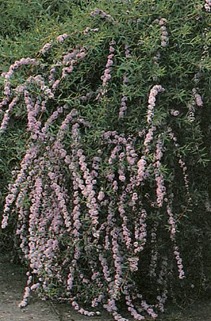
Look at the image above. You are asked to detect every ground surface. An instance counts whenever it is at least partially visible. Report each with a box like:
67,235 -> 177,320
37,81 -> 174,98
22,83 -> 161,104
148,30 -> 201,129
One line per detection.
0,253 -> 211,321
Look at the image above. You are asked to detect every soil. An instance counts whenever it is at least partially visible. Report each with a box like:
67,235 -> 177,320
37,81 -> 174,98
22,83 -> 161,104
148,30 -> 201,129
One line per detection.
0,253 -> 211,321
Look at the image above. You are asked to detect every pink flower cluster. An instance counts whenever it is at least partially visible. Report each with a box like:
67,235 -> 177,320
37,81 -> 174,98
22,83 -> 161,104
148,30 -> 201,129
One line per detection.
137,156 -> 147,183
90,8 -> 114,22
56,33 -> 69,43
192,88 -> 203,107
174,245 -> 185,280
97,41 -> 115,99
170,109 -> 180,117
83,27 -> 99,35
204,0 -> 211,11
159,18 -> 169,47
62,47 -> 86,79
134,208 -> 147,254
39,42 -> 52,55
119,94 -> 128,119
147,85 -> 165,124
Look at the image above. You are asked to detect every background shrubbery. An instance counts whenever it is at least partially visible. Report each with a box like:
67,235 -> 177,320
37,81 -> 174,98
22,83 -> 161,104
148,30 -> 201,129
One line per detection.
0,0 -> 210,320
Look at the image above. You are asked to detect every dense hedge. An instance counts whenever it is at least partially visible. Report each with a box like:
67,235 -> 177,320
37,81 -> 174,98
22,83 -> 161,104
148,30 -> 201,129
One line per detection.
0,1 -> 210,320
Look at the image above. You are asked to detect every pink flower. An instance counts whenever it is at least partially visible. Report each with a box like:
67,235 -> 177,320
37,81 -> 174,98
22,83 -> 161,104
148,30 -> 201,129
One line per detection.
192,88 -> 203,107
204,0 -> 211,11
56,33 -> 68,42
39,42 -> 52,55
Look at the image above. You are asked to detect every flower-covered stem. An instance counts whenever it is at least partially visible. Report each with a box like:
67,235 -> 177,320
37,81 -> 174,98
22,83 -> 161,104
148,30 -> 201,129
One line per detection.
149,221 -> 159,278
167,127 -> 191,204
41,105 -> 66,138
159,18 -> 169,48
48,175 -> 71,231
50,47 -> 86,91
153,138 -> 166,207
1,144 -> 38,229
166,198 -> 185,280
187,97 -> 196,123
19,273 -> 33,308
71,297 -> 100,317
98,253 -> 112,284
118,45 -> 130,119
178,158 -> 191,203
156,257 -> 168,312
27,176 -> 44,274
124,287 -> 145,320
147,85 -> 165,125
24,90 -> 42,136
0,96 -> 19,132
75,147 -> 100,236
118,192 -> 132,250
48,196 -> 65,235
62,48 -> 86,79
83,27 -> 99,35
110,227 -> 124,299
140,299 -> 158,319
104,200 -> 115,250
97,40 -> 116,99
136,156 -> 147,185
133,207 -> 147,254
90,8 -> 115,23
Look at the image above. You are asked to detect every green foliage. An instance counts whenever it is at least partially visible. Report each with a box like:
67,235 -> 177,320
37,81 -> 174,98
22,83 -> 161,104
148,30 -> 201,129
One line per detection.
0,0 -> 210,317
0,0 -> 97,69
0,0 -> 89,39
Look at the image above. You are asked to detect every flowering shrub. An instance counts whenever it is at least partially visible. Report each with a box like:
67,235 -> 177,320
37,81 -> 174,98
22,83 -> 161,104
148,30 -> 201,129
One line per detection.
0,1 -> 210,320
